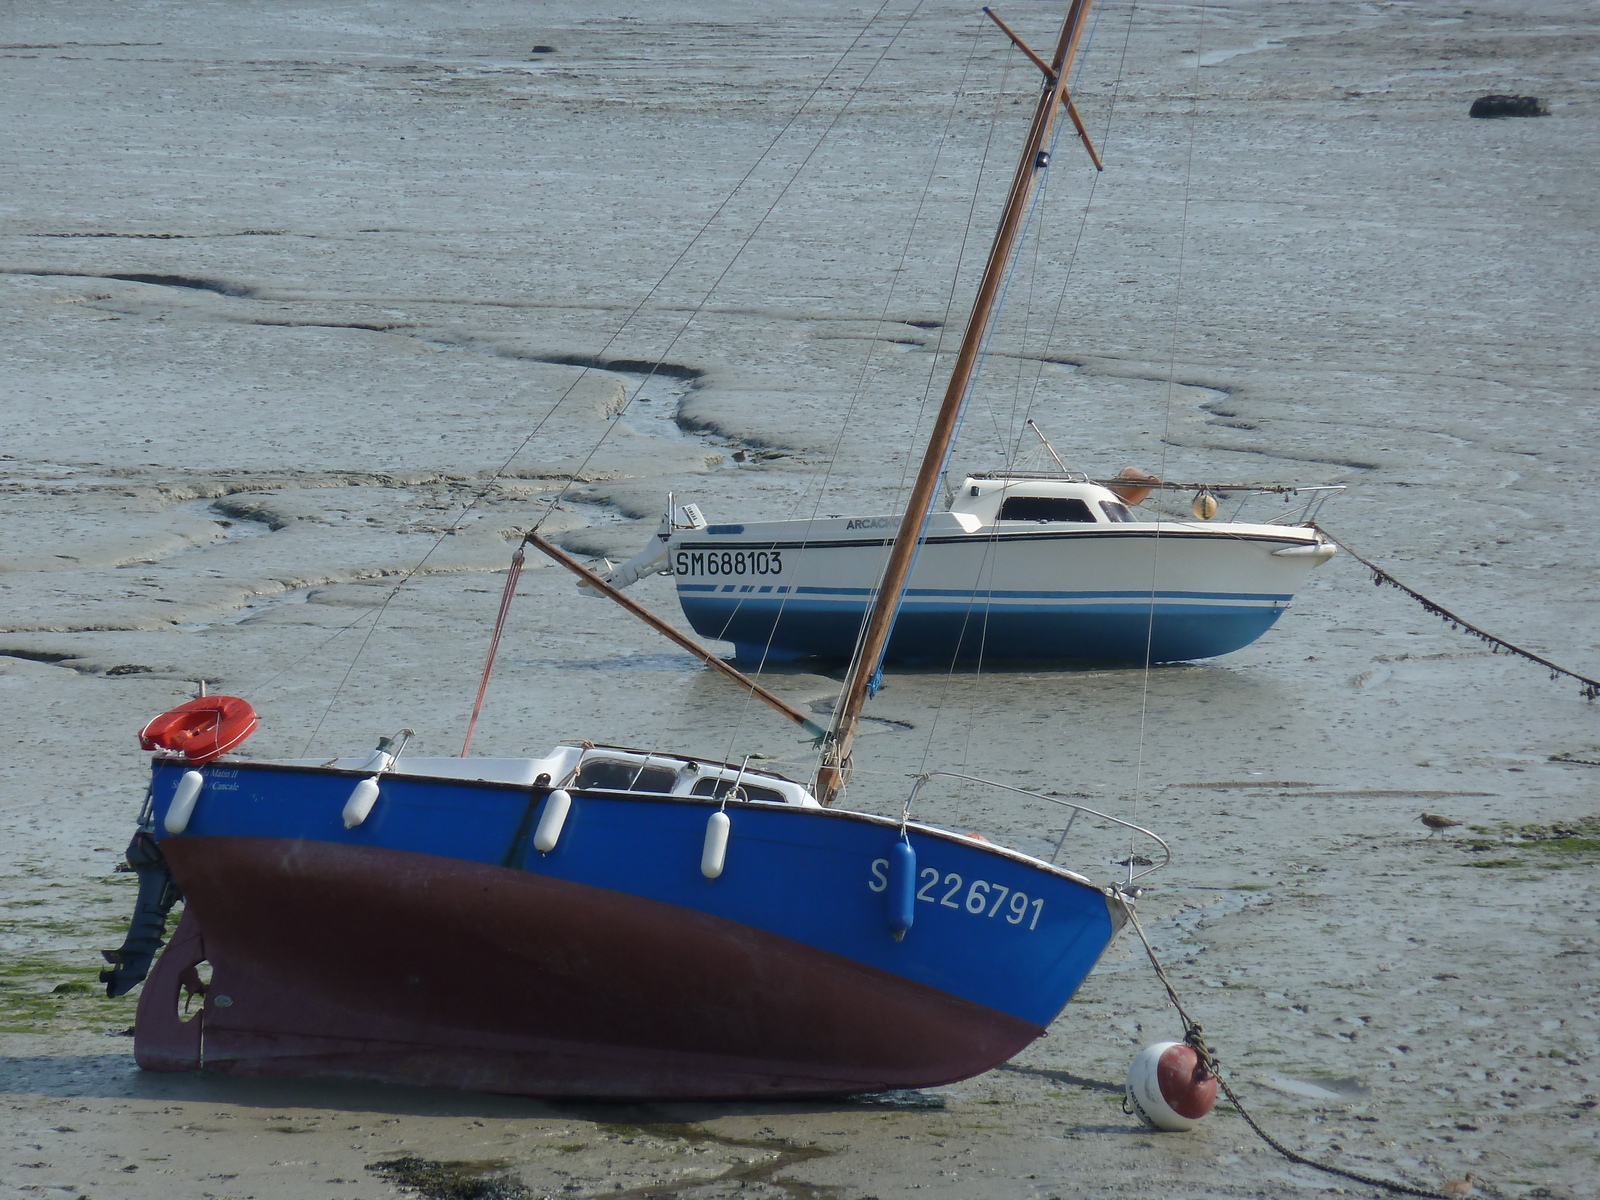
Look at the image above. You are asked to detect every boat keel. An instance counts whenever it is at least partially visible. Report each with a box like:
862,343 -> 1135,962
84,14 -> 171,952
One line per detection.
133,907 -> 206,1072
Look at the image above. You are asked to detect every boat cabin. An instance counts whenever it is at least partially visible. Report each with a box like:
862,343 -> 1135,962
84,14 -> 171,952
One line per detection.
950,474 -> 1138,527
558,746 -> 819,807
297,744 -> 821,808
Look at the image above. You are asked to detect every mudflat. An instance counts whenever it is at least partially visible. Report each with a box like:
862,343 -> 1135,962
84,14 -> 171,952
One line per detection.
1,1 -> 1596,1197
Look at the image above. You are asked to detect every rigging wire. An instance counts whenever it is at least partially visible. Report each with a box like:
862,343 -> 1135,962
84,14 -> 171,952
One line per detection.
946,1 -> 1140,787
991,0 -> 1106,467
1131,0 -> 1209,850
566,2 -> 935,776
909,1 -> 1137,786
716,5 -> 996,768
285,1 -> 907,753
1003,0 -> 1116,469
767,17 -> 1018,770
852,42 -> 1084,753
528,1 -> 919,538
970,0 -> 1105,470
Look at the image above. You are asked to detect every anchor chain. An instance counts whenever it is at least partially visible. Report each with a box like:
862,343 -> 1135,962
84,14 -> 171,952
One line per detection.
1123,904 -> 1456,1200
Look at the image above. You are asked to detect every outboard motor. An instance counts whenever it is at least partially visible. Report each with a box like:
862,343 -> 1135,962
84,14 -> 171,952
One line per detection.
100,827 -> 182,997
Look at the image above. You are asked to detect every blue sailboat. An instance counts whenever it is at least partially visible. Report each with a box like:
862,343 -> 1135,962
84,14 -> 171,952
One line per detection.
104,0 -> 1168,1098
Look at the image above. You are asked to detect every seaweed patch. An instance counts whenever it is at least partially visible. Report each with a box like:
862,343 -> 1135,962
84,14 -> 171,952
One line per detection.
366,1156 -> 533,1200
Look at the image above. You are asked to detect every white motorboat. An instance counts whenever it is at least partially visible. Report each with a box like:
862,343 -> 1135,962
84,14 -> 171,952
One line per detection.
598,471 -> 1337,663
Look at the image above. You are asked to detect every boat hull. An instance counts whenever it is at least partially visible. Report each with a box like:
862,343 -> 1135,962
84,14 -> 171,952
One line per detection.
134,760 -> 1121,1098
669,519 -> 1326,663
143,837 -> 1041,1097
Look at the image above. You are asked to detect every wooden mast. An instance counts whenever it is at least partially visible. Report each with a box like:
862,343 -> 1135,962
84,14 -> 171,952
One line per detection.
816,0 -> 1098,806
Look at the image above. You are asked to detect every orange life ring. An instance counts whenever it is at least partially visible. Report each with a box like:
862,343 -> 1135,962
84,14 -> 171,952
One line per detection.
138,696 -> 259,764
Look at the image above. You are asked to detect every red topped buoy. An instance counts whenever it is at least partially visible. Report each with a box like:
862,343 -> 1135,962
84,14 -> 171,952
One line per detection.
1125,1041 -> 1218,1131
138,696 -> 258,764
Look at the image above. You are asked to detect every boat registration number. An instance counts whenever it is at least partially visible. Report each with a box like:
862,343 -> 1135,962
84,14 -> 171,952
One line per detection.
674,549 -> 784,577
868,860 -> 1044,930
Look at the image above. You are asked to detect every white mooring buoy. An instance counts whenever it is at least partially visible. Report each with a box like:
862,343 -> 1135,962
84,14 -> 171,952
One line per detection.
164,770 -> 205,834
342,776 -> 381,828
533,788 -> 572,854
701,810 -> 731,879
1125,1041 -> 1219,1131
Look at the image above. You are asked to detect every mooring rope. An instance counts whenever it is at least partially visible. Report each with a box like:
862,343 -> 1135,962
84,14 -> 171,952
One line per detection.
1315,525 -> 1600,701
1123,905 -> 1455,1200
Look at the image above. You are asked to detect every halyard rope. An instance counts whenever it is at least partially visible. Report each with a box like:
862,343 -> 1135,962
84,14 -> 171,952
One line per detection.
1123,905 -> 1455,1200
1316,524 -> 1600,701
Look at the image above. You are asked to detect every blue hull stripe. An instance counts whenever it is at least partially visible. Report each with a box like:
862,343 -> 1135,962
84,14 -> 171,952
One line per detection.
784,586 -> 1292,602
679,529 -> 1304,551
679,584 -> 1291,602
679,595 -> 1288,663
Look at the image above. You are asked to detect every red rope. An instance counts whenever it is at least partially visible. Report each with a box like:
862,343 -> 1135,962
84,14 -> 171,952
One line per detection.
460,543 -> 527,756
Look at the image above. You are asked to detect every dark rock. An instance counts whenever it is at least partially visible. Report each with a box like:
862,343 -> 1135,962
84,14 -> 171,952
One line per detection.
530,44 -> 555,55
106,664 -> 153,675
1469,94 -> 1550,118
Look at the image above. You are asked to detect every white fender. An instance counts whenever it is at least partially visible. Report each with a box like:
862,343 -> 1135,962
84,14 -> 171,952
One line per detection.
343,776 -> 381,828
1272,542 -> 1336,561
533,789 -> 572,853
165,770 -> 205,834
701,810 -> 731,879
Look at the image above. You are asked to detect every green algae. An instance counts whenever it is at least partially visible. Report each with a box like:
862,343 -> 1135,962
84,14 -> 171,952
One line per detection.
366,1157 -> 531,1200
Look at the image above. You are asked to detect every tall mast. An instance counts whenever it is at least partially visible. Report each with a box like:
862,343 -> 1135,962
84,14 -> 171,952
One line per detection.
816,0 -> 1098,806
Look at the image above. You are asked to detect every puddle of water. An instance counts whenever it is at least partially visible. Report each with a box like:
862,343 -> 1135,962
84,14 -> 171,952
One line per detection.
512,653 -> 705,673
850,1088 -> 948,1110
1261,1075 -> 1342,1100
1185,39 -> 1285,68
558,496 -> 633,534
610,369 -> 693,439
178,497 -> 275,541
609,368 -> 737,468
1260,1074 -> 1370,1100
207,587 -> 314,628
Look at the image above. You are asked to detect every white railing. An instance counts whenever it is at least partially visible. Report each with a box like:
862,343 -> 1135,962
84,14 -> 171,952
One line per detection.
902,771 -> 1170,885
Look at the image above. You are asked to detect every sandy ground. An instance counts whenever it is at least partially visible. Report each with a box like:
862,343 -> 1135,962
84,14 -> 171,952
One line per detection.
2,0 -> 1597,1196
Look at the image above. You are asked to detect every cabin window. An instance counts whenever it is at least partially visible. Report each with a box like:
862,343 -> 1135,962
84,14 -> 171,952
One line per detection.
690,777 -> 786,804
575,759 -> 678,794
1100,500 -> 1135,522
998,496 -> 1096,523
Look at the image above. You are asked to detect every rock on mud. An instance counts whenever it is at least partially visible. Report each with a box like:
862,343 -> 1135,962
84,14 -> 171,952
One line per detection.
1468,94 -> 1550,118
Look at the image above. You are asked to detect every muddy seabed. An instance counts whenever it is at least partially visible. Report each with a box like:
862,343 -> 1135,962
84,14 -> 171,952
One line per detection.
2,1 -> 1596,1197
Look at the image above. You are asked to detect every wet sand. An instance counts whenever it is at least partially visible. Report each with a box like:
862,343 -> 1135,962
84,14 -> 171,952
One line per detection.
2,1 -> 1597,1197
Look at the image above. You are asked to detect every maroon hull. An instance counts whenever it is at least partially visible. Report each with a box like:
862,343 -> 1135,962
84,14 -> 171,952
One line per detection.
141,838 -> 1041,1098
